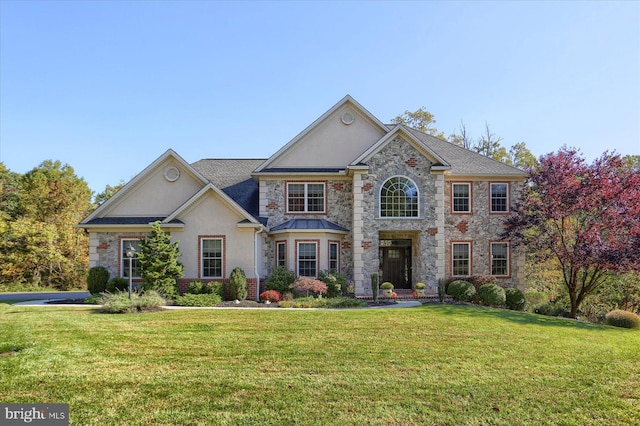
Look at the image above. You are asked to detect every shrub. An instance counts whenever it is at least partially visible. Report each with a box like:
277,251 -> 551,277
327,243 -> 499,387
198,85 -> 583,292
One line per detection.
371,273 -> 379,302
229,267 -> 248,300
446,280 -> 476,302
187,280 -> 209,294
534,301 -> 564,317
505,288 -> 526,311
100,291 -> 166,314
477,284 -> 506,307
265,266 -> 297,294
175,293 -> 222,307
467,275 -> 497,290
87,266 -> 109,294
107,277 -> 129,293
526,291 -> 548,308
415,282 -> 426,290
604,310 -> 640,329
318,271 -> 347,298
290,277 -> 327,297
260,290 -> 282,303
438,279 -> 446,303
380,282 -> 394,290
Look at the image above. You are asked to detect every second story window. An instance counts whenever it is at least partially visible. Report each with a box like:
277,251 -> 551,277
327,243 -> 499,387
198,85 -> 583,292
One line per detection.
287,182 -> 325,213
380,176 -> 419,218
452,183 -> 471,213
490,183 -> 509,213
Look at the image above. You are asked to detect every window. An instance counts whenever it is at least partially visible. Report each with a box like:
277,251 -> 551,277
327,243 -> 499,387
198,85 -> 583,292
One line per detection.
121,239 -> 142,278
287,182 -> 325,213
297,241 -> 318,277
201,237 -> 224,278
380,176 -> 419,217
329,241 -> 339,272
452,242 -> 471,276
490,183 -> 509,213
276,241 -> 286,268
452,183 -> 471,213
491,242 -> 510,276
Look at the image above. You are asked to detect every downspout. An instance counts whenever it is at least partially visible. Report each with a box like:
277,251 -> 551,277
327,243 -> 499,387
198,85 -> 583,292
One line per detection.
254,225 -> 265,301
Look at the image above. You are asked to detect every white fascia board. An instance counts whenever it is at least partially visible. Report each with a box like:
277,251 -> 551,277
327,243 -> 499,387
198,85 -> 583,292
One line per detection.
164,183 -> 259,225
81,149 -> 209,224
351,125 -> 450,167
254,95 -> 390,172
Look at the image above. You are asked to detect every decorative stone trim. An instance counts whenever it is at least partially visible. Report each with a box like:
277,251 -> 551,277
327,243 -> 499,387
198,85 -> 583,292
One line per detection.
406,157 -> 418,168
362,241 -> 372,249
426,228 -> 438,236
456,221 -> 469,233
362,182 -> 373,192
266,201 -> 278,210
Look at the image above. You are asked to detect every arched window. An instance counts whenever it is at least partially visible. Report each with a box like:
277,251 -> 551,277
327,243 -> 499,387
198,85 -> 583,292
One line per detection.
380,176 -> 419,217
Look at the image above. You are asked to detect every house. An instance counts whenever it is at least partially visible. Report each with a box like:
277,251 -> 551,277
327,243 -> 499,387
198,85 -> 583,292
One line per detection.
79,95 -> 526,299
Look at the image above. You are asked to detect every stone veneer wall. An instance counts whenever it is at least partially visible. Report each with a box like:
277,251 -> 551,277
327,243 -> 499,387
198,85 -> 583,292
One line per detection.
444,180 -> 525,289
357,137 -> 440,295
262,178 -> 354,278
92,232 -> 145,279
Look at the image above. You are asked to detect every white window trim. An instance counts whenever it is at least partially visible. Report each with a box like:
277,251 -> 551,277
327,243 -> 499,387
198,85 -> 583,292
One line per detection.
201,237 -> 224,279
452,182 -> 471,213
276,241 -> 287,268
296,241 -> 318,278
378,175 -> 420,219
490,182 -> 510,213
286,182 -> 326,214
451,242 -> 471,277
491,242 -> 510,277
329,241 -> 340,272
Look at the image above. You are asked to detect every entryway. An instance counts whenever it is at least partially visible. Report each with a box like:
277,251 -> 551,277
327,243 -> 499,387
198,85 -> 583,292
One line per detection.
379,239 -> 412,289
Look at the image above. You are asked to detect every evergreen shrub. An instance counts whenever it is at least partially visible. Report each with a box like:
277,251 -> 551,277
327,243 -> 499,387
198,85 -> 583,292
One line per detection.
229,267 -> 248,300
446,280 -> 476,302
87,266 -> 109,294
505,288 -> 526,311
477,284 -> 506,307
604,310 -> 640,329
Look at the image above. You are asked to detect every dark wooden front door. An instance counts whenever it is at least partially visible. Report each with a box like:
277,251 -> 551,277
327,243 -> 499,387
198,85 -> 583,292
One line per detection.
379,240 -> 412,289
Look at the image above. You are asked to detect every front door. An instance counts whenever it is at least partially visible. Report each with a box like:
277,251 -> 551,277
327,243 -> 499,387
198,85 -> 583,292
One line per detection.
379,240 -> 412,289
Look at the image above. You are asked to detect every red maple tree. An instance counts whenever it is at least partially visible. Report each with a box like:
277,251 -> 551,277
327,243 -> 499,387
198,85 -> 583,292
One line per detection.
504,148 -> 640,318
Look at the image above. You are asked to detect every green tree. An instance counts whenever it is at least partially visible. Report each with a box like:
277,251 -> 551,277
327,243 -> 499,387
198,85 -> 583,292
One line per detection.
473,122 -> 509,162
391,107 -> 446,139
0,161 -> 92,289
94,181 -> 125,206
137,221 -> 183,298
507,142 -> 538,170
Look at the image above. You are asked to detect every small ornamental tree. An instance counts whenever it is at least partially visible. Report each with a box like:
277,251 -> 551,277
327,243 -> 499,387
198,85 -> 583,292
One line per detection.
503,148 -> 640,318
290,277 -> 327,297
137,221 -> 183,299
229,267 -> 248,300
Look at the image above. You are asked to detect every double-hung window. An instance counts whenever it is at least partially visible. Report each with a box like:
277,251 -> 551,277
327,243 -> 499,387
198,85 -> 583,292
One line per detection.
490,183 -> 509,213
452,183 -> 471,213
452,242 -> 471,276
297,241 -> 318,277
276,241 -> 287,268
201,237 -> 224,278
121,238 -> 142,278
329,241 -> 339,272
287,182 -> 325,213
491,242 -> 510,276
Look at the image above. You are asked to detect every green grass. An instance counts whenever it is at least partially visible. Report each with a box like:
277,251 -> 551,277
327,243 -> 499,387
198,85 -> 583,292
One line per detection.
1,304 -> 638,425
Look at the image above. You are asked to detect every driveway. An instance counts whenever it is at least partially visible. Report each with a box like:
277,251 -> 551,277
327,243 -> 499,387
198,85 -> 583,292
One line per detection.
0,291 -> 90,301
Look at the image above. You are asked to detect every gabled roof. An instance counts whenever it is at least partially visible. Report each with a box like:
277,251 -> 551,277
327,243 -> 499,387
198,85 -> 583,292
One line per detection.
254,95 -> 389,173
191,159 -> 266,188
403,126 -> 527,178
164,183 -> 262,227
350,125 -> 451,168
80,149 -> 209,225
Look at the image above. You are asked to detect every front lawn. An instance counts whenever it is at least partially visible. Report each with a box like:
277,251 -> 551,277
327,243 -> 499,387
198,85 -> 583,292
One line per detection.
0,304 -> 638,425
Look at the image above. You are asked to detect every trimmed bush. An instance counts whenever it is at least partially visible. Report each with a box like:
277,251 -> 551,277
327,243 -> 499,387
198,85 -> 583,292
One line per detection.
371,273 -> 379,302
87,266 -> 110,294
229,267 -> 248,300
380,282 -> 394,290
185,280 -> 224,298
604,310 -> 640,329
265,267 -> 297,294
477,284 -> 506,307
100,291 -> 166,314
438,279 -> 446,303
107,277 -> 129,293
446,280 -> 476,302
175,293 -> 222,307
534,302 -> 564,317
505,288 -> 526,311
259,290 -> 282,303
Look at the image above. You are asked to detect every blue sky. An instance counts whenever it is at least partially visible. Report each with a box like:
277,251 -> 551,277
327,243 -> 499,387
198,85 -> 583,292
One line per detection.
1,1 -> 638,195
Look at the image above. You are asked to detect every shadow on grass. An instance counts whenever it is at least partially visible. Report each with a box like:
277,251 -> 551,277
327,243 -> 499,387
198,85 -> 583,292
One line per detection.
420,303 -> 604,330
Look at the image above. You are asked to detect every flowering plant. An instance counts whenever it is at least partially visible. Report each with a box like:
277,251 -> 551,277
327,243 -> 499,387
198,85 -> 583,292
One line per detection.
259,290 -> 282,303
346,281 -> 355,294
391,292 -> 398,298
290,277 -> 328,297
